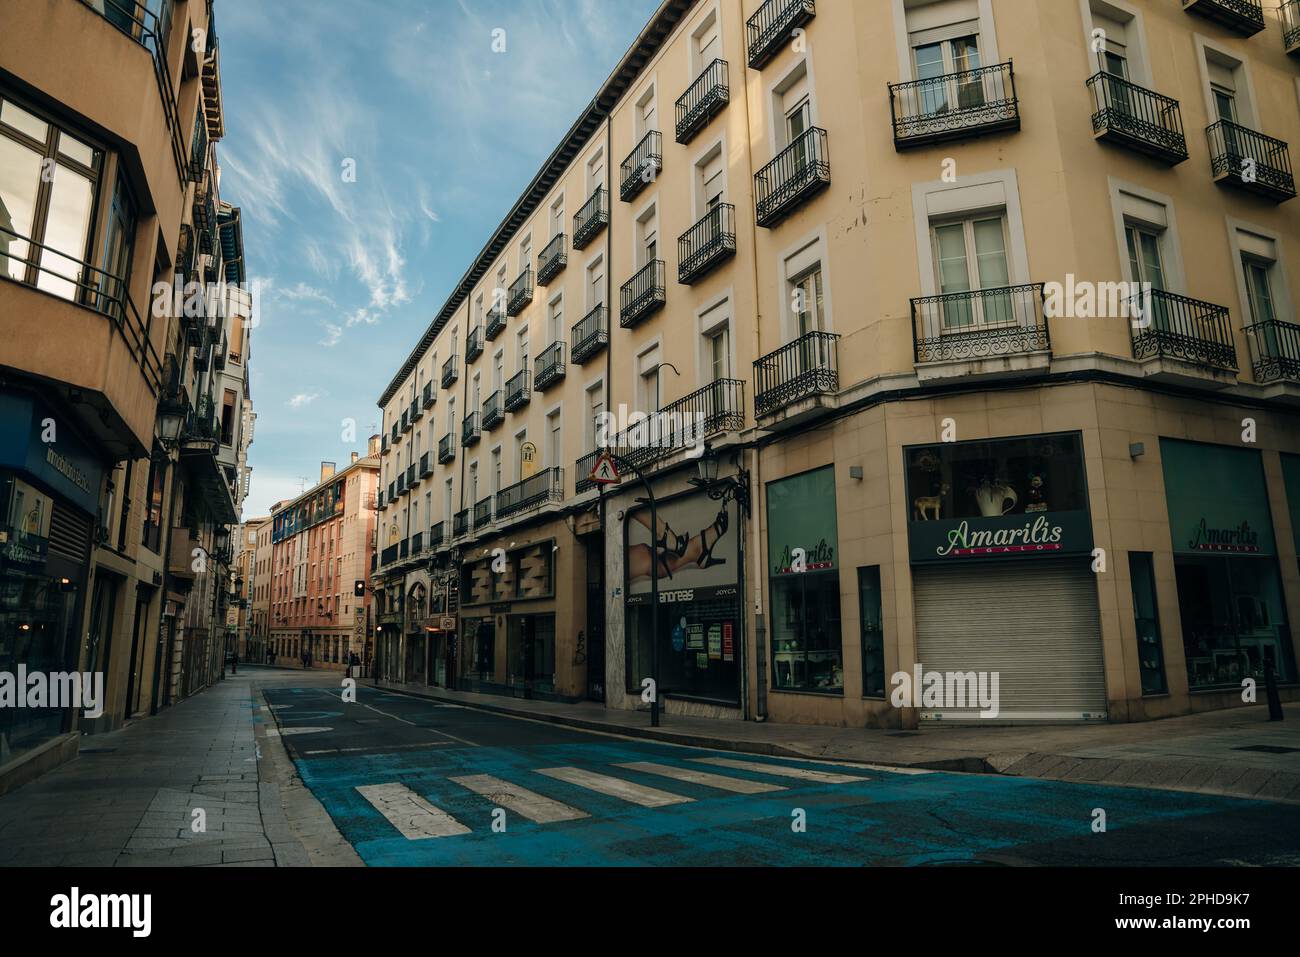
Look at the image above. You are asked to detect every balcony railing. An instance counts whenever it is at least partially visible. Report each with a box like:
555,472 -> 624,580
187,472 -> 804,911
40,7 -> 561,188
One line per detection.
429,521 -> 446,549
407,463 -> 416,488
678,203 -> 736,284
1207,120 -> 1296,203
473,496 -> 494,530
1182,0 -> 1265,37
194,175 -> 217,254
754,127 -> 830,228
575,450 -> 603,494
538,234 -> 567,285
381,434 -> 391,455
505,365 -> 531,412
507,266 -> 534,317
603,379 -> 746,471
396,473 -> 406,496
1284,0 -> 1300,54
388,481 -> 396,501
461,411 -> 481,447
486,304 -> 507,340
676,59 -> 729,144
188,110 -> 208,182
399,537 -> 409,559
620,131 -> 663,202
410,532 -> 423,557
1245,319 -> 1300,383
534,341 -> 566,391
85,0 -> 187,182
573,188 -> 609,249
483,390 -> 504,430
466,324 -> 484,362
441,354 -> 459,388
410,398 -> 422,422
391,423 -> 399,443
377,490 -> 385,509
401,409 -> 410,433
620,260 -> 667,328
571,305 -> 610,364
381,544 -> 399,567
453,508 -> 471,539
754,332 -> 840,418
422,381 -> 435,408
0,227 -> 164,396
1128,289 -> 1237,371
910,283 -> 1051,364
496,468 -> 564,520
1086,72 -> 1188,165
438,433 -> 456,464
747,0 -> 816,69
420,452 -> 433,478
890,61 -> 1019,149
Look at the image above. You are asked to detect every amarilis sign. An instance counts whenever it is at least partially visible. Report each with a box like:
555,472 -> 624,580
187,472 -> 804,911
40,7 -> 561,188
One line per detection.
595,404 -> 706,458
0,667 -> 103,719
1043,274 -> 1153,327
890,663 -> 1000,718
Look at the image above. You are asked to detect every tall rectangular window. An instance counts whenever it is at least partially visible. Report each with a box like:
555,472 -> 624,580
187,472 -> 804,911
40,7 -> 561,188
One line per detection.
1129,552 -> 1166,696
858,566 -> 885,698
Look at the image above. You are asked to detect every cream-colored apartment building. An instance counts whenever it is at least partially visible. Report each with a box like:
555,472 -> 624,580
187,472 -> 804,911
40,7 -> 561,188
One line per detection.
374,0 -> 1300,728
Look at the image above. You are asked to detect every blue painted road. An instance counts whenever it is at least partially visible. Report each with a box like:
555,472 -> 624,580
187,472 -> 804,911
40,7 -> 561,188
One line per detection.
264,685 -> 1300,867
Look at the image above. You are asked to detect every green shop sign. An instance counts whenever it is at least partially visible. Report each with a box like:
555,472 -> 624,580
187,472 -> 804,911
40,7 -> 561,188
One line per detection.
767,466 -> 838,576
1160,439 -> 1275,557
908,510 -> 1094,562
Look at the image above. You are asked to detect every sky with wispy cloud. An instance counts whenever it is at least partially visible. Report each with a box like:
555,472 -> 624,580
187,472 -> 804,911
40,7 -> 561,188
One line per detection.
217,0 -> 659,516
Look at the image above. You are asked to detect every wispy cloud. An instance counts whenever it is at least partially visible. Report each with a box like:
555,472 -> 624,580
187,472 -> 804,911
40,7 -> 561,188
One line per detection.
288,392 -> 321,409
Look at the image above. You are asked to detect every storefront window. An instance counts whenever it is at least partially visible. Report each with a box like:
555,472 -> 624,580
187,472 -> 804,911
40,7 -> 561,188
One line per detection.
507,614 -> 555,693
624,489 -> 742,703
767,466 -> 843,693
1128,552 -> 1166,695
1161,439 -> 1295,690
858,566 -> 885,698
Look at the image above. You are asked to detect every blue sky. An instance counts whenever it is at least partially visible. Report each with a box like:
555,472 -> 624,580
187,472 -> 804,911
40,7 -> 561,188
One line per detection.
217,0 -> 660,517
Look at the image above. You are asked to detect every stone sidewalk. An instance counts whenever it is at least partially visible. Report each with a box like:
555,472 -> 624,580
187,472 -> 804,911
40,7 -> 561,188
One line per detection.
0,669 -> 348,867
378,679 -> 1300,805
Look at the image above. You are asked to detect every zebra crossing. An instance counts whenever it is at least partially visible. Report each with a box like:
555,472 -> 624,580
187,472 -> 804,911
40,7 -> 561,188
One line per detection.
355,756 -> 883,840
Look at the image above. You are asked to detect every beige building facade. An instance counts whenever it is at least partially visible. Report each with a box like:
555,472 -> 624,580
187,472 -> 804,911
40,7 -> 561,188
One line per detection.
374,0 -> 1300,727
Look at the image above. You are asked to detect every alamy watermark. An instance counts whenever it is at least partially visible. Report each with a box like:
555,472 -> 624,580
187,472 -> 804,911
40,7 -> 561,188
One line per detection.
1043,274 -> 1153,328
889,663 -> 1000,718
0,667 -> 104,719
595,403 -> 707,459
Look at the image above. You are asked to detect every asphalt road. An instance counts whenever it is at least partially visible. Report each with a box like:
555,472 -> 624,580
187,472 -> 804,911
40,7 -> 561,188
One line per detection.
262,682 -> 1300,867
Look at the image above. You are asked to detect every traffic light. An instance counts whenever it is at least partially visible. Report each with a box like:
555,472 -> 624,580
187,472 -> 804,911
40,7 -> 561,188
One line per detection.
354,579 -> 365,597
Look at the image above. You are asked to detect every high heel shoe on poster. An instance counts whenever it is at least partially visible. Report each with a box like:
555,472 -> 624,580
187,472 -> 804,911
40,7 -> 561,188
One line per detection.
696,508 -> 728,569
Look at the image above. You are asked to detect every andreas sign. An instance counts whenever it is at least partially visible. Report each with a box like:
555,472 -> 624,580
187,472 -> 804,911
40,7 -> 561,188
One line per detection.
909,511 -> 1093,562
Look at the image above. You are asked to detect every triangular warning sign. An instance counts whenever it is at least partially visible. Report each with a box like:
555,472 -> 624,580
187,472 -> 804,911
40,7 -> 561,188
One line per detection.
589,452 -> 620,485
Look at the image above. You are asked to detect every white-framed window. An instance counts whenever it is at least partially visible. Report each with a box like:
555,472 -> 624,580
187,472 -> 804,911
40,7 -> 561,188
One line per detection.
519,233 -> 531,276
513,430 -> 529,482
516,327 -> 529,372
636,204 -> 658,267
547,293 -> 563,344
1105,179 -> 1184,296
549,195 -> 565,239
775,61 -> 812,151
635,84 -> 658,137
546,410 -> 562,468
587,255 -> 605,309
472,372 -> 481,408
491,447 -> 501,495
493,350 -> 504,393
691,7 -> 721,77
930,213 -> 1012,330
637,342 -> 662,413
586,148 -> 605,194
1195,37 -> 1258,131
695,142 -> 726,219
585,381 -> 604,452
699,297 -> 733,383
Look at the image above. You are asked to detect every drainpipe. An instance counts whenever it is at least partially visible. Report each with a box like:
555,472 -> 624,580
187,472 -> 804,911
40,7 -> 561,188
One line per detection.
603,111 -> 616,709
150,448 -> 181,715
737,0 -> 766,721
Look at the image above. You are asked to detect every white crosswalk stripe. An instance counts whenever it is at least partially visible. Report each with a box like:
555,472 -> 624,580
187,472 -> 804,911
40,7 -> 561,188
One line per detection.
616,761 -> 786,794
356,783 -> 470,839
535,766 -> 693,807
451,773 -> 589,823
689,757 -> 868,784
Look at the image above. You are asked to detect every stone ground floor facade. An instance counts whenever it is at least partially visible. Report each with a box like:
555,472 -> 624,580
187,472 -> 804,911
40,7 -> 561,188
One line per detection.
377,377 -> 1300,730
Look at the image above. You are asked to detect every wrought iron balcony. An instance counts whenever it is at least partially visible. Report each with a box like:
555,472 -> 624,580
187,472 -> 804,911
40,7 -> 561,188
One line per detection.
1086,73 -> 1187,165
534,341 -> 566,391
496,468 -> 564,521
1207,120 -> 1296,203
388,481 -> 396,501
1245,319 -> 1300,384
422,381 -> 435,408
466,324 -> 484,362
410,398 -> 422,422
678,203 -> 736,284
381,544 -> 398,567
461,411 -> 481,447
381,434 -> 391,455
676,59 -> 729,144
538,234 -> 567,285
453,508 -> 471,539
505,365 -> 531,412
754,332 -> 840,418
620,130 -> 662,202
910,283 -> 1051,364
441,354 -> 458,388
486,303 -> 507,340
407,463 -> 416,488
420,452 -> 433,478
483,390 -> 504,430
391,423 -> 399,443
401,409 -> 410,432
507,266 -> 534,317
747,0 -> 815,69
575,450 -> 603,494
620,260 -> 666,328
193,176 -> 217,254
573,188 -> 609,249
890,61 -> 1019,149
438,432 -> 456,464
1128,289 -> 1237,371
571,305 -> 610,364
1284,0 -> 1300,54
400,537 -> 409,559
429,521 -> 446,549
189,110 -> 208,182
377,490 -> 385,509
754,127 -> 830,228
396,473 -> 406,496
1182,0 -> 1265,37
473,496 -> 494,530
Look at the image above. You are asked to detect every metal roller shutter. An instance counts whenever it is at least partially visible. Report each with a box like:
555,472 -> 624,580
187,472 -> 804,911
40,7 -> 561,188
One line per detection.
913,559 -> 1107,722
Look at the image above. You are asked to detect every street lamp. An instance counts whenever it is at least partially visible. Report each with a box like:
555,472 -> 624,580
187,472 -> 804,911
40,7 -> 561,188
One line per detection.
156,404 -> 186,448
690,448 -> 751,516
